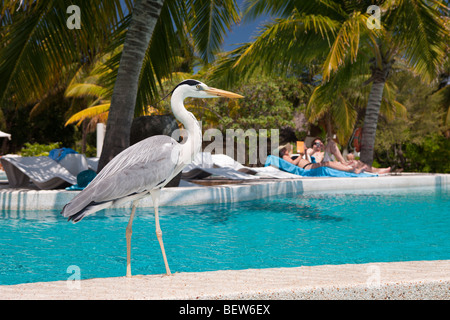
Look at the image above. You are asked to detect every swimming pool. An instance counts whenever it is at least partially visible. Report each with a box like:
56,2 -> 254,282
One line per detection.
1,185 -> 449,285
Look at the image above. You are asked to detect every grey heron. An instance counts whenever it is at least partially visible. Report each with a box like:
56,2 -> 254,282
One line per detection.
61,79 -> 243,277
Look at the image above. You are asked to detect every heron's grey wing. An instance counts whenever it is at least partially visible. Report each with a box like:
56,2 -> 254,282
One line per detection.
94,136 -> 181,195
61,135 -> 181,219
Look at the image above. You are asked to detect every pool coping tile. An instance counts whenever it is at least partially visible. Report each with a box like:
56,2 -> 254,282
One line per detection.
1,173 -> 449,211
1,260 -> 449,300
1,174 -> 449,300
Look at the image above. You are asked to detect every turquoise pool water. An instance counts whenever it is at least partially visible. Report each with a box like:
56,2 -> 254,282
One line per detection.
1,185 -> 449,285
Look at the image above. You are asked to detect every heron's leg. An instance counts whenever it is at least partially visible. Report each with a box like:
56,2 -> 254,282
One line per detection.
126,201 -> 138,278
151,189 -> 171,275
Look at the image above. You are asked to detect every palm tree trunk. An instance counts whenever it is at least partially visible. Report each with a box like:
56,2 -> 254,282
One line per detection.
360,80 -> 385,165
325,112 -> 333,139
360,60 -> 393,166
97,0 -> 164,172
81,120 -> 88,154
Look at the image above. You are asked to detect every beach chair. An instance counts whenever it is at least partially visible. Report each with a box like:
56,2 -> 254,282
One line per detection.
182,152 -> 260,180
264,155 -> 376,178
0,155 -> 77,189
0,152 -> 98,189
182,153 -> 305,181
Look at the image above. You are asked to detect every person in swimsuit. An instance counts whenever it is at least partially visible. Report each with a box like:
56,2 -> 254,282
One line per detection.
278,143 -> 366,174
346,152 -> 391,174
305,137 -> 391,174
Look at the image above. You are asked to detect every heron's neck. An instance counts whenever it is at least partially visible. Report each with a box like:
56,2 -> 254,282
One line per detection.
171,91 -> 202,155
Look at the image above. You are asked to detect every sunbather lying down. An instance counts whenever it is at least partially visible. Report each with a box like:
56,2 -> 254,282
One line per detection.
279,137 -> 391,174
345,152 -> 391,174
279,144 -> 365,174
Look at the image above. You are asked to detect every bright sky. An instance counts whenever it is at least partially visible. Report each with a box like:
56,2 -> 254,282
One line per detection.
222,0 -> 272,51
118,0 -> 273,64
118,0 -> 272,51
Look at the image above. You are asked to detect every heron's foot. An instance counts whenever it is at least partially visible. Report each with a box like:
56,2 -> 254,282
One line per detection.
126,263 -> 132,277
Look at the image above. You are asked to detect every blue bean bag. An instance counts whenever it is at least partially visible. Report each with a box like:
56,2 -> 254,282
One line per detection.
49,147 -> 77,162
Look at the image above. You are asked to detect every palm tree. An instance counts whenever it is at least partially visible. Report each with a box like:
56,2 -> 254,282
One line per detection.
63,49 -> 200,141
63,51 -> 114,153
0,0 -> 131,108
213,0 -> 448,165
1,0 -> 240,170
98,0 -> 240,171
97,0 -> 166,171
0,0 -> 132,154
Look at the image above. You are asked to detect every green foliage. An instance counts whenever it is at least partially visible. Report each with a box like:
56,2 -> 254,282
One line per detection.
1,88 -> 76,154
211,76 -> 296,131
371,159 -> 381,168
0,0 -> 131,107
20,142 -> 61,157
404,134 -> 450,173
374,70 -> 449,173
212,0 -> 448,166
0,0 -> 240,156
74,143 -> 97,158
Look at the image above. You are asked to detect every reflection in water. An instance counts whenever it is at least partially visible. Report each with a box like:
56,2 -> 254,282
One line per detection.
161,194 -> 345,225
1,185 -> 449,285
292,204 -> 343,222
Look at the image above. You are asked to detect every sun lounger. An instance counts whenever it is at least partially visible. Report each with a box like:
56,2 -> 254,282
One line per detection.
58,153 -> 91,176
182,152 -> 214,172
193,167 -> 259,180
86,157 -> 99,172
209,154 -> 304,179
182,153 -> 303,181
211,154 -> 246,170
182,152 -> 260,180
183,153 -> 375,181
0,155 -> 77,189
0,130 -> 11,140
264,155 -> 376,177
247,166 -> 302,179
182,165 -> 259,180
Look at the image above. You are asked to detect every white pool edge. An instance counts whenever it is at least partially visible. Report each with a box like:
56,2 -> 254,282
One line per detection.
1,173 -> 449,211
1,174 -> 449,300
1,260 -> 449,299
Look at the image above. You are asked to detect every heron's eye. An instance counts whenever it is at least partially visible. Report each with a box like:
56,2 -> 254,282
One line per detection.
196,85 -> 202,90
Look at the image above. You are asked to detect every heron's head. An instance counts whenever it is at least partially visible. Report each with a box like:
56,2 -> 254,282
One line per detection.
172,79 -> 244,99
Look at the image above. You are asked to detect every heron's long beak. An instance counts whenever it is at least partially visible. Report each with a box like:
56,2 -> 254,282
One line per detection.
204,87 -> 244,99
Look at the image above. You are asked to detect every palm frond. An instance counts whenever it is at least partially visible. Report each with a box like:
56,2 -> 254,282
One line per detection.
243,0 -> 346,21
306,84 -> 357,142
134,0 -> 186,114
0,0 -> 132,107
65,84 -> 109,100
227,12 -> 340,78
380,80 -> 407,120
306,86 -> 331,121
385,0 -> 448,82
446,105 -> 450,127
188,0 -> 241,63
331,93 -> 357,141
321,11 -> 382,81
243,0 -> 295,20
65,103 -> 110,127
103,0 -> 240,115
206,45 -> 254,88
